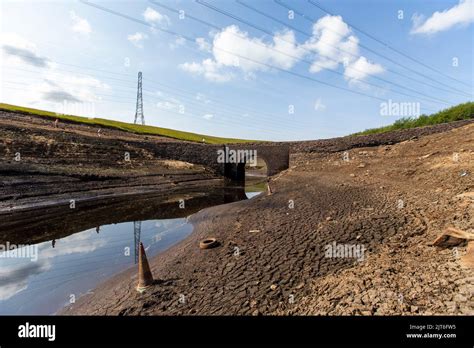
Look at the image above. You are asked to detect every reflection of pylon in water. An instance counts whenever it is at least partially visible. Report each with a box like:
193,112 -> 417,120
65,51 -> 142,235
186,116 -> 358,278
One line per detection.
134,221 -> 142,264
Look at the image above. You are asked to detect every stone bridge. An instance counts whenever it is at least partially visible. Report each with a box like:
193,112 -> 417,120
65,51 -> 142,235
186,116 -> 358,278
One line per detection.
0,110 -> 290,182
148,142 -> 290,181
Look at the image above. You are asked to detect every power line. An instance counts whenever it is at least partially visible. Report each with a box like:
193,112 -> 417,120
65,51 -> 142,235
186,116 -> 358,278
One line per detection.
4,4 -> 448,114
3,61 -> 319,130
3,82 -> 294,137
4,46 -> 339,129
141,91 -> 313,132
152,0 -> 455,106
3,74 -> 316,133
233,0 -> 470,100
190,0 -> 459,106
306,0 -> 472,89
3,52 -> 326,129
78,0 -> 445,111
271,0 -> 473,98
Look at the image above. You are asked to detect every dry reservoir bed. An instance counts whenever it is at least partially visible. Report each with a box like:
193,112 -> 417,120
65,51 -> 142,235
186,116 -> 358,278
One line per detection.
61,123 -> 473,315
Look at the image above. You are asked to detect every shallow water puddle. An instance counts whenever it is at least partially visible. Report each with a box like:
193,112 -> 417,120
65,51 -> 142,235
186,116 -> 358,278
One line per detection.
0,186 -> 263,314
0,218 -> 192,314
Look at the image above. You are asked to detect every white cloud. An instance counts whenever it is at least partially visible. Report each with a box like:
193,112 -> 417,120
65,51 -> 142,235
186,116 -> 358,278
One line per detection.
1,34 -> 110,115
156,95 -> 183,112
180,25 -> 305,82
1,33 -> 50,68
411,0 -> 474,35
303,15 -> 384,83
70,11 -> 92,35
179,59 -> 234,82
203,114 -> 214,120
196,37 -> 212,52
0,261 -> 51,300
127,32 -> 148,48
36,71 -> 110,108
344,56 -> 384,85
314,98 -> 326,111
169,36 -> 186,50
143,7 -> 170,26
0,231 -> 107,301
303,15 -> 359,73
180,18 -> 384,85
156,101 -> 178,110
195,93 -> 211,104
212,25 -> 305,72
39,235 -> 107,259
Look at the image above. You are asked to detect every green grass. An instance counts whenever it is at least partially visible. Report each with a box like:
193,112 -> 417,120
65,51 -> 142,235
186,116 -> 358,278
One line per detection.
3,102 -> 472,142
0,103 -> 257,144
353,102 -> 474,136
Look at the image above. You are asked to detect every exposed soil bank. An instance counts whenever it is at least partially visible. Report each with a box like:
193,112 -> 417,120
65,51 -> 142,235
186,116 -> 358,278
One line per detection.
62,123 -> 473,315
0,110 -> 218,212
2,110 -> 472,212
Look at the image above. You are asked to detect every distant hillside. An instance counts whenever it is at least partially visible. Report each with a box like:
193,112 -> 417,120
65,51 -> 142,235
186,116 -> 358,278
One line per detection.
0,103 -> 256,144
354,102 -> 474,136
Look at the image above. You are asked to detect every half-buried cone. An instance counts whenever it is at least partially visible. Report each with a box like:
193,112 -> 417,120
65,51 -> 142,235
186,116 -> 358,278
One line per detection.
136,242 -> 154,293
267,180 -> 273,195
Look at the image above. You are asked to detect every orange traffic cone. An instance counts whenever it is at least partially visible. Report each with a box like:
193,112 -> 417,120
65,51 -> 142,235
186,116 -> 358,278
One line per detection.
267,180 -> 273,195
136,242 -> 154,293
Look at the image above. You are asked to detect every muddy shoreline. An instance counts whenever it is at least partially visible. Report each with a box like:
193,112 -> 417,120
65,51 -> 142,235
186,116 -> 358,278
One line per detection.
61,172 -> 401,315
1,111 -> 473,315
62,123 -> 473,315
0,178 -> 249,246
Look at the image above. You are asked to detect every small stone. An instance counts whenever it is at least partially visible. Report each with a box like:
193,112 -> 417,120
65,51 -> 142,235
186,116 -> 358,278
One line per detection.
453,294 -> 467,302
295,282 -> 305,289
445,301 -> 457,312
350,173 -> 356,177
270,284 -> 278,291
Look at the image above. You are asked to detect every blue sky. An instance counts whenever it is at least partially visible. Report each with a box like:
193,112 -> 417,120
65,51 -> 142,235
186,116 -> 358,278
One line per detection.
1,0 -> 473,141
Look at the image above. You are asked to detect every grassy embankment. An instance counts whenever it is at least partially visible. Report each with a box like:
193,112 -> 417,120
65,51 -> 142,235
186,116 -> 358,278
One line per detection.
0,103 -> 255,144
354,102 -> 473,136
2,102 -> 472,141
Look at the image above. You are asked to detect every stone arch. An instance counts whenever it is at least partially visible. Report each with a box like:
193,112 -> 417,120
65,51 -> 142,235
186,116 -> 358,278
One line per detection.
145,142 -> 289,181
220,144 -> 289,180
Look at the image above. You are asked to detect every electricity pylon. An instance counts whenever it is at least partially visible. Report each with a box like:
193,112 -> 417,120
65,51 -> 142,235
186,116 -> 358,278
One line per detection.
134,72 -> 145,125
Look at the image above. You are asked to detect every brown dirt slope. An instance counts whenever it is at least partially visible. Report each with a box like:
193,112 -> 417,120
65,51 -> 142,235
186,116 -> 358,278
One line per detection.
0,111 -> 215,212
63,123 -> 473,315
